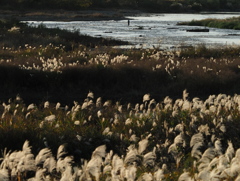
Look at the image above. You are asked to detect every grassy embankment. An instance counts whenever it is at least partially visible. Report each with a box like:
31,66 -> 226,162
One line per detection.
178,16 -> 240,30
1,18 -> 240,180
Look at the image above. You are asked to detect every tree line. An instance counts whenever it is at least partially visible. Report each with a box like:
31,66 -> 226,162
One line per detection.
1,0 -> 240,12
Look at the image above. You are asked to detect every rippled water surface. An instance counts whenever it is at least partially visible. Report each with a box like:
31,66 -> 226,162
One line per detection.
26,13 -> 240,49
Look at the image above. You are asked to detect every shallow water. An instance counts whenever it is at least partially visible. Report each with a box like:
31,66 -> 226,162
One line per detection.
25,13 -> 240,49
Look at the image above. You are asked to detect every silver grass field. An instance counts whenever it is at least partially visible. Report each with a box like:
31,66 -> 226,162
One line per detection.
2,20 -> 240,181
1,90 -> 240,180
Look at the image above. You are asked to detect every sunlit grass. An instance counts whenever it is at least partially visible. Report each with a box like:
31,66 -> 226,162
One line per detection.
178,16 -> 240,30
2,18 -> 240,180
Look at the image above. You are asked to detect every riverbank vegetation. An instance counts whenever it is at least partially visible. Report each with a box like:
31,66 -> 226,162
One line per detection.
1,19 -> 240,104
1,0 -> 240,13
2,18 -> 240,180
178,16 -> 240,30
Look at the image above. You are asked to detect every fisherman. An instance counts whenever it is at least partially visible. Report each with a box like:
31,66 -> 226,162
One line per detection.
128,19 -> 130,26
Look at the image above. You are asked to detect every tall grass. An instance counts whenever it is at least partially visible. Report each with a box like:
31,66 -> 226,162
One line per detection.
178,16 -> 240,30
2,16 -> 240,181
1,91 -> 240,180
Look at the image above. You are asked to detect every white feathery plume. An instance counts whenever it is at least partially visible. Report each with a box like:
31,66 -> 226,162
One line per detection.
127,103 -> 132,111
124,164 -> 137,181
6,151 -> 18,170
118,105 -> 123,113
175,123 -> 184,133
0,148 -> 11,169
192,97 -> 203,110
44,101 -> 50,108
103,165 -> 112,175
112,154 -> 124,177
22,140 -> 32,155
219,167 -> 233,180
191,142 -> 203,160
57,156 -> 73,173
91,145 -> 106,160
43,156 -> 56,173
87,91 -> 94,100
230,157 -> 240,177
35,148 -> 52,166
235,148 -> 240,160
198,124 -> 210,135
148,99 -> 156,110
8,150 -> 24,171
103,100 -> 111,107
21,153 -> 36,172
225,141 -> 234,163
60,165 -> 73,181
125,118 -> 132,125
119,166 -> 126,180
56,102 -> 61,110
190,133 -> 204,147
84,145 -> 106,181
219,123 -> 226,133
104,150 -> 113,166
214,139 -> 223,155
81,101 -> 88,110
97,110 -> 102,118
143,148 -> 156,167
57,144 -> 67,160
168,143 -> 183,168
209,168 -> 221,181
31,168 -> 46,181
154,164 -> 167,181
183,89 -> 189,101
178,170 -> 194,181
138,138 -> 148,155
96,97 -> 102,107
0,168 -> 9,181
44,115 -> 56,122
143,94 -> 150,103
182,100 -> 191,110
174,132 -> 186,147
63,156 -> 74,166
211,134 -> 216,143
197,169 -> 210,181
140,104 -> 144,111
86,157 -> 102,181
164,96 -> 172,106
102,127 -> 112,136
27,103 -> 36,111
129,134 -> 139,142
139,172 -> 153,181
112,155 -> 123,172
124,146 -> 139,165
208,157 -> 219,170
201,147 -> 217,161
216,155 -> 228,173
198,158 -> 211,172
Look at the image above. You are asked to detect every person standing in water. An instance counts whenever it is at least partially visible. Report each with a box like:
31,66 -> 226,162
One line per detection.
128,19 -> 130,26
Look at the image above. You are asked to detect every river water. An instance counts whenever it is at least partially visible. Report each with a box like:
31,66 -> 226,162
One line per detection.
25,13 -> 240,49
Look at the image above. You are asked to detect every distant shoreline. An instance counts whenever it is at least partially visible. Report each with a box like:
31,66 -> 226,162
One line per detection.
1,9 -> 240,22
0,9 -> 142,22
